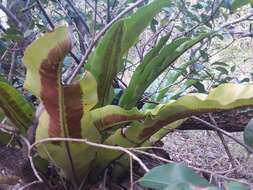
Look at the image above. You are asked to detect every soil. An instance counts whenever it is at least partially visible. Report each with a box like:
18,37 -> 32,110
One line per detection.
163,130 -> 253,189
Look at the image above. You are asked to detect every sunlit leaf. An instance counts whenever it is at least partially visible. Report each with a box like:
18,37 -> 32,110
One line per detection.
23,26 -> 101,183
95,83 -> 253,173
90,105 -> 144,131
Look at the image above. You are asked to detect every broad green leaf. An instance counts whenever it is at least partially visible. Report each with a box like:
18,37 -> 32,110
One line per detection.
24,26 -> 101,184
94,83 -> 253,170
121,0 -> 171,54
149,119 -> 186,143
90,105 -> 144,131
137,33 -> 175,110
139,83 -> 253,140
120,33 -> 208,109
143,33 -> 171,67
224,182 -> 250,190
166,79 -> 198,100
0,76 -> 35,133
93,121 -> 140,173
85,21 -> 124,108
86,0 -> 172,107
155,61 -> 194,103
243,118 -> 253,148
138,163 -> 211,190
36,110 -> 101,183
163,184 -> 219,190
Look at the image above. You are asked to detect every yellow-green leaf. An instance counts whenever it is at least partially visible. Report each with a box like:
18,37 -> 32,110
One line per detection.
90,105 -> 144,131
23,26 -> 101,184
94,83 -> 253,171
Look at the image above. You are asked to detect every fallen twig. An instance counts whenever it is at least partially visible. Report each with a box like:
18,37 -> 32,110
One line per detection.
208,114 -> 236,168
30,137 -> 149,172
66,0 -> 147,83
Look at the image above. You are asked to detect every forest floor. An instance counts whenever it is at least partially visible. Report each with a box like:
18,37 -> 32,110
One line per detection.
163,130 -> 253,189
0,131 -> 253,189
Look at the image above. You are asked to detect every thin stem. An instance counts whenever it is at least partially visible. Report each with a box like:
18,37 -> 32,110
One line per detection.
35,0 -> 54,30
19,181 -> 43,190
65,0 -> 90,35
129,156 -> 134,190
208,114 -> 236,168
31,137 -> 149,172
20,136 -> 43,182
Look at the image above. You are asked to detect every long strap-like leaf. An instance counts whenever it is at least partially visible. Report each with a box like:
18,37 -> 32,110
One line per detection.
86,0 -> 172,107
120,33 -> 208,109
90,105 -> 144,131
94,83 -> 253,171
23,26 -> 101,183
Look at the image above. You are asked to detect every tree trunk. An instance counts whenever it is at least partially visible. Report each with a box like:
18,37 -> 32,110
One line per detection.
178,107 -> 253,132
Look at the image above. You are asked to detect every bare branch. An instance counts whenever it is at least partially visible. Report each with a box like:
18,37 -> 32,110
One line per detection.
65,0 -> 90,35
31,137 -> 149,173
208,113 -> 236,168
35,0 -> 54,30
66,0 -> 147,84
20,136 -> 43,183
0,3 -> 21,28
